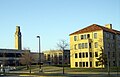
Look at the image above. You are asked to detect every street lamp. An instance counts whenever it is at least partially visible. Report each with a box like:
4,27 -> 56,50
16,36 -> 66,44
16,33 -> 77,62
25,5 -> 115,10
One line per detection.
37,36 -> 42,72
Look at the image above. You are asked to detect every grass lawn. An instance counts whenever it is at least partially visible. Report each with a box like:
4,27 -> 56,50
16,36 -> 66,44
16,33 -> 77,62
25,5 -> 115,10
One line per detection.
1,65 -> 120,77
14,65 -> 120,72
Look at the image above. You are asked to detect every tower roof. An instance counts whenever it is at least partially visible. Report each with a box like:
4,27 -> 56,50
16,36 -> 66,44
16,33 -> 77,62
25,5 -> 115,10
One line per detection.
70,24 -> 120,35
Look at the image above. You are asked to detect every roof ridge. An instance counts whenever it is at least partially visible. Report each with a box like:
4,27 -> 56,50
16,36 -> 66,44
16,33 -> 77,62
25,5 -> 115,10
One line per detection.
70,24 -> 120,35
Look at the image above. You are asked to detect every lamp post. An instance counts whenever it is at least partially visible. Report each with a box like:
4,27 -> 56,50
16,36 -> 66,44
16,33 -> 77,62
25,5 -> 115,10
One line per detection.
37,36 -> 41,72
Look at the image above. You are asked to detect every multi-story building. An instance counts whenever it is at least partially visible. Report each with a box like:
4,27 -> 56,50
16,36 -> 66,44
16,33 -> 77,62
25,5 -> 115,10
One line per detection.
31,52 -> 44,65
70,24 -> 120,68
0,49 -> 30,66
0,26 -> 30,66
44,50 -> 70,65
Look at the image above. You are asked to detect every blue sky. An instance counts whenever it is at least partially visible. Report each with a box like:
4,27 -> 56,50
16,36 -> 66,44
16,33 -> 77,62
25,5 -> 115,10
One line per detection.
0,0 -> 120,52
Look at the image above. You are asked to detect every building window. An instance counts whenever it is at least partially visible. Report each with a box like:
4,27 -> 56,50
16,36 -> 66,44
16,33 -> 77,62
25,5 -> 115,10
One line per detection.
90,52 -> 92,57
86,52 -> 88,57
74,36 -> 77,41
85,43 -> 88,48
83,35 -> 86,39
87,34 -> 90,38
83,62 -> 85,67
48,54 -> 51,61
90,61 -> 92,67
74,44 -> 77,50
89,43 -> 92,48
78,43 -> 81,49
96,61 -> 98,67
113,61 -> 116,66
95,42 -> 98,48
112,52 -> 115,57
59,53 -> 62,60
95,52 -> 98,57
82,43 -> 84,49
79,62 -> 82,67
83,53 -> 85,58
108,52 -> 110,58
79,53 -> 82,58
75,62 -> 78,67
119,61 -> 120,66
81,35 -> 83,39
113,35 -> 115,39
86,62 -> 88,67
94,33 -> 97,39
75,53 -> 78,58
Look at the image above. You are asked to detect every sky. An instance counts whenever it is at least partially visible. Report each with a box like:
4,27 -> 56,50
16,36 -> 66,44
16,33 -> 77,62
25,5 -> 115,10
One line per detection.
0,0 -> 120,52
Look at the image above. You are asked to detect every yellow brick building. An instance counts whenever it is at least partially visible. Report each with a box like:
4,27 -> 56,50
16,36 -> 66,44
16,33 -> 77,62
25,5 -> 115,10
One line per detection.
70,24 -> 120,68
44,50 -> 70,65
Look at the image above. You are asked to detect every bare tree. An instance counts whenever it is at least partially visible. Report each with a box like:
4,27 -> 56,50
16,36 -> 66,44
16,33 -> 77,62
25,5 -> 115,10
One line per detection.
19,48 -> 34,73
57,39 -> 69,74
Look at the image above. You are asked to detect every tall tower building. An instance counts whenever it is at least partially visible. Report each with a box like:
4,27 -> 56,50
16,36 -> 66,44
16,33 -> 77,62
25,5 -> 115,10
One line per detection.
15,26 -> 22,50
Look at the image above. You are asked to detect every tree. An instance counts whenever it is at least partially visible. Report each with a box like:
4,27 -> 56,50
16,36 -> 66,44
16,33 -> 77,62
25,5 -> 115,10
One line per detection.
57,39 -> 69,74
19,49 -> 34,73
97,47 -> 107,68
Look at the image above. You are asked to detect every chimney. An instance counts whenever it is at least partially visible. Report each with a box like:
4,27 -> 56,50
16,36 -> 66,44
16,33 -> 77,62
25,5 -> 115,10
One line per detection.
105,24 -> 112,29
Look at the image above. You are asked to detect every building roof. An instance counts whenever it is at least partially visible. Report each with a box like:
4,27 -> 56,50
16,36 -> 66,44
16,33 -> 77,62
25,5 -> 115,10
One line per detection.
0,48 -> 30,53
70,24 -> 120,35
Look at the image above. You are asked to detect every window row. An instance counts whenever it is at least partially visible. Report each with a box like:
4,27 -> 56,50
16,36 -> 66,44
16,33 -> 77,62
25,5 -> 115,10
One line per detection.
75,52 -> 98,58
74,43 -> 88,49
75,61 -> 98,67
104,32 -> 116,40
74,33 -> 97,41
74,42 -> 98,50
75,61 -> 120,67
